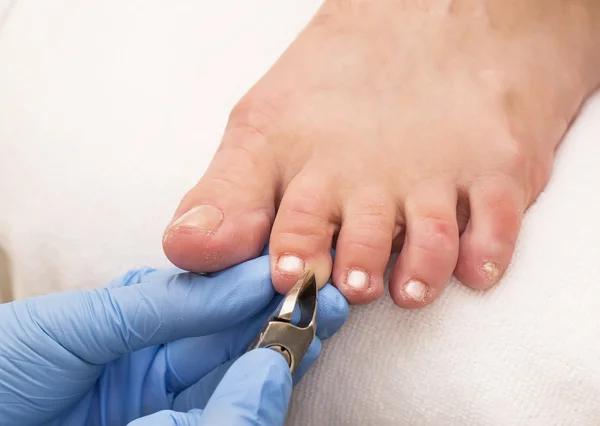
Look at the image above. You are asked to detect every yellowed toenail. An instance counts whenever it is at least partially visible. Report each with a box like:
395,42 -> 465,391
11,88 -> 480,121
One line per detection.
403,279 -> 427,302
170,205 -> 223,233
277,254 -> 304,275
346,269 -> 369,291
480,261 -> 501,281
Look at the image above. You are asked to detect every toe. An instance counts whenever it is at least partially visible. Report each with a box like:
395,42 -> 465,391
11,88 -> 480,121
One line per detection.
390,184 -> 460,308
269,171 -> 339,293
332,190 -> 396,304
454,177 -> 524,290
163,133 -> 277,273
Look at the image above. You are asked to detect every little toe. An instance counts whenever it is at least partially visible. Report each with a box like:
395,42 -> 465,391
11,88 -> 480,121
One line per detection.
332,191 -> 396,304
454,177 -> 524,290
390,184 -> 460,308
163,132 -> 277,273
269,172 -> 339,293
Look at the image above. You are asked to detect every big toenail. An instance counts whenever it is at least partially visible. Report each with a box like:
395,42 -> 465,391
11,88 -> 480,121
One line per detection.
403,279 -> 427,302
346,269 -> 369,291
480,261 -> 501,281
277,254 -> 304,275
170,205 -> 223,233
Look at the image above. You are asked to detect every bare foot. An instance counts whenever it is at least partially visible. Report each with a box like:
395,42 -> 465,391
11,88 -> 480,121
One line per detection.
163,0 -> 599,308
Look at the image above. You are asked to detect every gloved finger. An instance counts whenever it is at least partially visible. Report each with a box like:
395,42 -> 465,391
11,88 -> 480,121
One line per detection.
198,349 -> 292,426
18,256 -> 274,365
261,244 -> 270,256
127,409 -> 203,426
314,283 -> 349,340
105,267 -> 184,288
291,335 -> 322,384
173,335 -> 322,412
165,283 -> 348,393
165,295 -> 283,394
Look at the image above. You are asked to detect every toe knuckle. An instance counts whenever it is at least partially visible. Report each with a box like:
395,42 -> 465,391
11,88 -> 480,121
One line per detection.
279,204 -> 331,232
490,135 -> 552,206
488,206 -> 521,241
284,183 -> 329,216
422,215 -> 456,240
344,231 -> 389,256
481,183 -> 514,210
500,138 -> 529,173
344,212 -> 393,249
528,155 -> 553,198
495,134 -> 546,187
274,228 -> 331,251
207,173 -> 249,194
275,195 -> 334,243
353,199 -> 395,224
225,140 -> 267,173
414,216 -> 458,255
478,184 -> 523,240
227,95 -> 283,146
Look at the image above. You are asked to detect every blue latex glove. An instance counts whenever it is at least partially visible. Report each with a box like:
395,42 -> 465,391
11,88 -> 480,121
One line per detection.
0,255 -> 348,426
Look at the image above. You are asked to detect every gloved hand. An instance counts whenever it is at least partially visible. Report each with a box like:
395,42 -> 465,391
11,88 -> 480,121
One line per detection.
0,255 -> 349,426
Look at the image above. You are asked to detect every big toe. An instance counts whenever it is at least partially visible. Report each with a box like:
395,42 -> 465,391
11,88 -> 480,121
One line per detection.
163,135 -> 277,273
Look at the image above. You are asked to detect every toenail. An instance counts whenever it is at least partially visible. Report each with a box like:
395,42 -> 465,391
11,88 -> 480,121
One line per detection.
170,205 -> 224,233
276,254 -> 305,275
403,279 -> 427,302
346,269 -> 369,291
480,261 -> 501,282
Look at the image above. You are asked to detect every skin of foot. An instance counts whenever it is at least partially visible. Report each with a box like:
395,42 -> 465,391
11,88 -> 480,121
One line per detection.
163,0 -> 600,308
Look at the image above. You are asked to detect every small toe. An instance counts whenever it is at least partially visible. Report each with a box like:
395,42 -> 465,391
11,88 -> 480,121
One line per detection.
390,184 -> 460,308
269,171 -> 339,293
163,137 -> 276,273
454,177 -> 524,290
332,191 -> 396,304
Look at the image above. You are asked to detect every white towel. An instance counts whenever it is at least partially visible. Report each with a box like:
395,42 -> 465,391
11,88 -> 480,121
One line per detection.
1,2 -> 600,424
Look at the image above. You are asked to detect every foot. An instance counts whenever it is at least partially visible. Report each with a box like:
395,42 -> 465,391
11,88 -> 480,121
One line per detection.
163,0 -> 599,307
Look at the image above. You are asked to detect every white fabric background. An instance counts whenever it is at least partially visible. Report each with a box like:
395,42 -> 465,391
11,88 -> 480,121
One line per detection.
2,1 -> 600,424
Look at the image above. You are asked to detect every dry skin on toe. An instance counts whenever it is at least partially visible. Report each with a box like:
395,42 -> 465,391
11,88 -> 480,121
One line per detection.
164,0 -> 600,307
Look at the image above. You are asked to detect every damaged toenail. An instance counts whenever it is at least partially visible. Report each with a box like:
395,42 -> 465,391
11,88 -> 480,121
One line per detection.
403,279 -> 427,302
277,254 -> 304,275
170,205 -> 223,233
480,261 -> 501,281
346,269 -> 369,291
